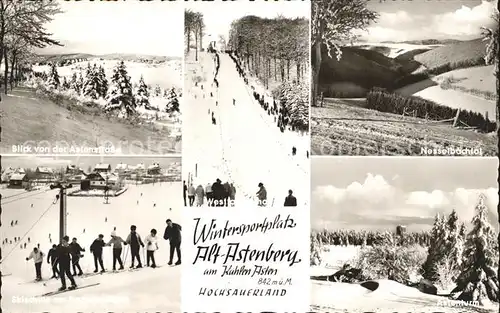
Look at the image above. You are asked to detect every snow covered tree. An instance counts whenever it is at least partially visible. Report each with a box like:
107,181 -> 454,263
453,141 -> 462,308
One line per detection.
61,76 -> 70,90
452,194 -> 499,304
83,63 -> 99,99
135,75 -> 154,110
46,63 -> 60,89
446,210 -> 465,272
165,87 -> 180,113
422,213 -> 448,281
311,0 -> 378,107
97,65 -> 108,98
105,61 -> 136,117
154,84 -> 161,97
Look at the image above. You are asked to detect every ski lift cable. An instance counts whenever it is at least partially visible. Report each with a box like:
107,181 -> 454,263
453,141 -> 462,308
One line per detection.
1,189 -> 36,200
1,188 -> 51,206
0,197 -> 59,263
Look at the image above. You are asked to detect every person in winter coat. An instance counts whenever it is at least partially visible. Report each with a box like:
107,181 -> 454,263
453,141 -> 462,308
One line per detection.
126,225 -> 144,268
56,236 -> 77,291
106,231 -> 127,271
26,247 -> 44,281
223,182 -> 230,206
284,189 -> 297,207
211,179 -> 225,207
256,183 -> 267,206
145,229 -> 159,268
163,219 -> 181,265
229,183 -> 236,206
69,237 -> 85,276
195,184 -> 205,206
47,244 -> 59,279
90,234 -> 106,273
187,183 -> 195,206
183,181 -> 187,207
205,183 -> 213,204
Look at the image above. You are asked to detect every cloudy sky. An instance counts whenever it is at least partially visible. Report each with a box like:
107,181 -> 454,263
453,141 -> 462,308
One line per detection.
312,157 -> 498,232
185,0 -> 309,47
40,1 -> 183,56
2,156 -> 180,172
361,0 -> 497,42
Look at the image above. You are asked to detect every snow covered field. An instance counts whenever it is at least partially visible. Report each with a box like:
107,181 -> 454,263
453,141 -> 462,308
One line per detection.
184,51 -> 309,207
353,42 -> 440,58
1,182 -> 182,313
310,245 -> 498,313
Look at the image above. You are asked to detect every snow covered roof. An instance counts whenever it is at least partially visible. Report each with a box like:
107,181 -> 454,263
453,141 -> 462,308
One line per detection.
148,163 -> 160,170
135,163 -> 145,170
115,163 -> 128,170
95,163 -> 111,170
100,172 -> 118,181
36,166 -> 53,173
10,173 -> 26,181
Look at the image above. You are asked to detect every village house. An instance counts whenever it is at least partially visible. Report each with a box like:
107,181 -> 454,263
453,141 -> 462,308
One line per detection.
94,164 -> 111,173
147,162 -> 161,175
66,165 -> 85,175
84,172 -> 119,190
8,173 -> 29,188
115,163 -> 129,173
35,167 -> 54,180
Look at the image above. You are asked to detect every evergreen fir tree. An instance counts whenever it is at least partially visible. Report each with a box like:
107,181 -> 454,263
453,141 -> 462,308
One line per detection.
452,194 -> 499,304
61,76 -> 70,90
97,65 -> 108,98
83,63 -> 99,99
105,61 -> 136,117
422,213 -> 448,281
70,72 -> 78,93
135,75 -> 153,110
46,63 -> 60,89
165,87 -> 180,113
446,209 -> 464,272
76,72 -> 84,95
154,84 -> 161,97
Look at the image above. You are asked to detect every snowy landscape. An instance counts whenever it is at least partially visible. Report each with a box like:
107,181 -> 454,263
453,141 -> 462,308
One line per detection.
311,0 -> 498,155
1,156 -> 182,312
183,2 -> 310,207
0,1 -> 183,154
310,157 -> 499,312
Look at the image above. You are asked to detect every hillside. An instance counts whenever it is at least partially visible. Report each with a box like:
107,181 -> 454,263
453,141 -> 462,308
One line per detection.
34,53 -> 180,65
414,38 -> 487,71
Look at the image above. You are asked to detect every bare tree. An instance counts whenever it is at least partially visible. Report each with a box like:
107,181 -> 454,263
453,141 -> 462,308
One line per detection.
311,0 -> 377,107
481,7 -> 499,131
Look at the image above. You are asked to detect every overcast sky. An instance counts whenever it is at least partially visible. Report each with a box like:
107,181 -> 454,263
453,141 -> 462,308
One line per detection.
312,157 -> 498,232
41,1 -> 183,56
185,0 -> 309,46
2,156 -> 180,171
361,0 -> 497,42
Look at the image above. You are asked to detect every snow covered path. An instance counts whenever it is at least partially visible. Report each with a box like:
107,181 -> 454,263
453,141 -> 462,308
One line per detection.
184,52 -> 309,207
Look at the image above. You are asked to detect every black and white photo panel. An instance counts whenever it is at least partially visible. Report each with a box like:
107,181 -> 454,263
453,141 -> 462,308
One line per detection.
310,157 -> 499,313
1,155 -> 182,313
183,1 -> 311,208
311,0 -> 498,156
1,1 -> 182,155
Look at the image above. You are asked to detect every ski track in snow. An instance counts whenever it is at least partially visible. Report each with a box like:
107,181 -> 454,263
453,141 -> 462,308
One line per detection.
1,183 -> 181,312
185,52 -> 309,207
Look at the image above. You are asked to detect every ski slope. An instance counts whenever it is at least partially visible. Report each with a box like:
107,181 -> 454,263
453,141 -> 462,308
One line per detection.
184,51 -> 309,207
1,183 -> 181,312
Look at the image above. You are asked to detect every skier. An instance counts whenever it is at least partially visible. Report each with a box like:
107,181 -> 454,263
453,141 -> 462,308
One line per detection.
56,236 -> 77,291
15,220 -> 18,225
83,229 -> 85,233
306,151 -> 309,159
292,146 -> 296,156
47,244 -> 59,279
10,220 -> 13,227
284,190 -> 297,207
49,233 -> 51,239
69,238 -> 85,276
233,98 -> 235,106
26,247 -> 44,281
126,225 -> 144,269
23,243 -> 27,249
163,219 -> 181,265
183,180 -> 187,207
256,183 -> 267,207
106,231 -> 126,271
28,237 -> 30,243
215,101 -> 218,106
195,184 -> 205,207
90,234 -> 105,273
145,229 -> 158,268
187,183 -> 195,206
105,217 -> 108,223
211,112 -> 216,125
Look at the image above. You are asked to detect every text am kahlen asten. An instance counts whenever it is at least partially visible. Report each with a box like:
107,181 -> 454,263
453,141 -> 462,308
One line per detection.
191,214 -> 301,297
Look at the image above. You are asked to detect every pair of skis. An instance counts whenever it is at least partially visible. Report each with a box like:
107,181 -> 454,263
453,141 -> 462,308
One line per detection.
41,283 -> 101,296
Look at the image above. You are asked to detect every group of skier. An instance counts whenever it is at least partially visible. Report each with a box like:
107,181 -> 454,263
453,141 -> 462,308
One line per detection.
184,179 -> 236,207
24,219 -> 182,292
